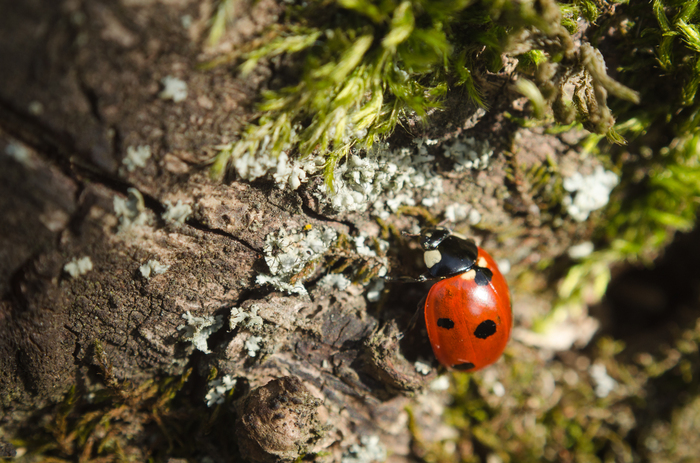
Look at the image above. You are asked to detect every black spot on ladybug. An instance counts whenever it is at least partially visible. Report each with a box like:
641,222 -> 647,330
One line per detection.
474,267 -> 493,286
474,320 -> 497,339
453,362 -> 476,371
437,318 -> 455,329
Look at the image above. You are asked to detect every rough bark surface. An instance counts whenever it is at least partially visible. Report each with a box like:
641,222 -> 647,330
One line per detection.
0,0 -> 599,461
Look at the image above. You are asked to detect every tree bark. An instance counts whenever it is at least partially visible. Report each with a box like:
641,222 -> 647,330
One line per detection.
0,0 -> 595,461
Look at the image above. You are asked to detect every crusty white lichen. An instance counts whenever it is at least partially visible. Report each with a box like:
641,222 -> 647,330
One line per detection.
229,305 -> 264,331
223,132 -> 495,225
568,241 -> 595,259
318,273 -> 351,291
256,273 -> 307,295
139,259 -> 170,278
204,374 -> 237,407
429,375 -> 451,391
245,335 -> 263,357
64,256 -> 93,278
442,136 -> 493,171
273,153 -> 326,190
589,363 -> 618,398
122,145 -> 151,172
228,305 -> 266,358
177,311 -> 224,354
228,146 -> 326,190
256,225 -> 338,295
353,232 -> 389,277
113,188 -> 149,230
342,435 -> 387,463
562,166 -> 619,221
414,360 -> 432,375
5,141 -> 33,167
315,138 -> 445,218
159,76 -> 188,102
365,278 -> 385,302
162,200 -> 192,224
444,203 -> 469,222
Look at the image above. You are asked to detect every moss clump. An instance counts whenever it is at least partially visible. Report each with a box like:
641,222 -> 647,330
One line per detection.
427,316 -> 700,463
11,357 -> 195,462
595,0 -> 700,262
209,0 -> 637,185
544,0 -> 700,316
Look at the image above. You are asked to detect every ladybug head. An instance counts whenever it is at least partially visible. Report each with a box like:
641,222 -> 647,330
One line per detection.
419,227 -> 479,278
420,227 -> 451,250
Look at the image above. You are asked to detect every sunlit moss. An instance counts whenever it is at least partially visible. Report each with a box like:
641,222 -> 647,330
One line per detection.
208,0 -> 637,186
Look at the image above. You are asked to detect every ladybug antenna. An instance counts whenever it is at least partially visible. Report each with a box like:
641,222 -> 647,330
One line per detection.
436,217 -> 452,228
383,274 -> 431,283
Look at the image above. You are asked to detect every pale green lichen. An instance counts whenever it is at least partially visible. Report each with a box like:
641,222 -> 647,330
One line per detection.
342,435 -> 387,463
204,374 -> 237,407
122,145 -> 151,172
256,225 -> 338,295
113,188 -> 149,230
562,166 -> 619,222
244,335 -> 263,357
162,200 -> 192,224
177,311 -> 224,354
228,305 -> 264,331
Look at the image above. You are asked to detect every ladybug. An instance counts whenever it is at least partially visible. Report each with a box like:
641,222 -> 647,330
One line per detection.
413,227 -> 512,371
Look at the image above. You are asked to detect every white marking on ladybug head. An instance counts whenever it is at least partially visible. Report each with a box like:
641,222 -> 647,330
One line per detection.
478,257 -> 487,268
451,231 -> 467,240
424,250 -> 442,269
460,269 -> 476,281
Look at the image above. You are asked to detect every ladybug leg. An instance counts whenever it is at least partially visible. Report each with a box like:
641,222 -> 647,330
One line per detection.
407,294 -> 427,330
384,271 -> 436,283
383,275 -> 416,283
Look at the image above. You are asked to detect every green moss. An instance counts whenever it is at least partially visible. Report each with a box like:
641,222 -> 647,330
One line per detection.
588,0 -> 700,260
14,368 -> 195,462
433,337 -> 650,462
542,0 -> 700,322
208,0 -> 637,186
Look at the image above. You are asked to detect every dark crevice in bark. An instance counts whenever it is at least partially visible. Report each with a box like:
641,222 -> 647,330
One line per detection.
299,200 -> 359,235
0,97 -> 82,180
184,218 -> 262,255
77,77 -> 104,123
111,126 -> 122,161
64,324 -> 83,363
14,347 -> 37,397
5,252 -> 37,306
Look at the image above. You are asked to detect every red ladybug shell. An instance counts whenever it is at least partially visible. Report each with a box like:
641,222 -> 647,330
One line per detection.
424,247 -> 512,371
